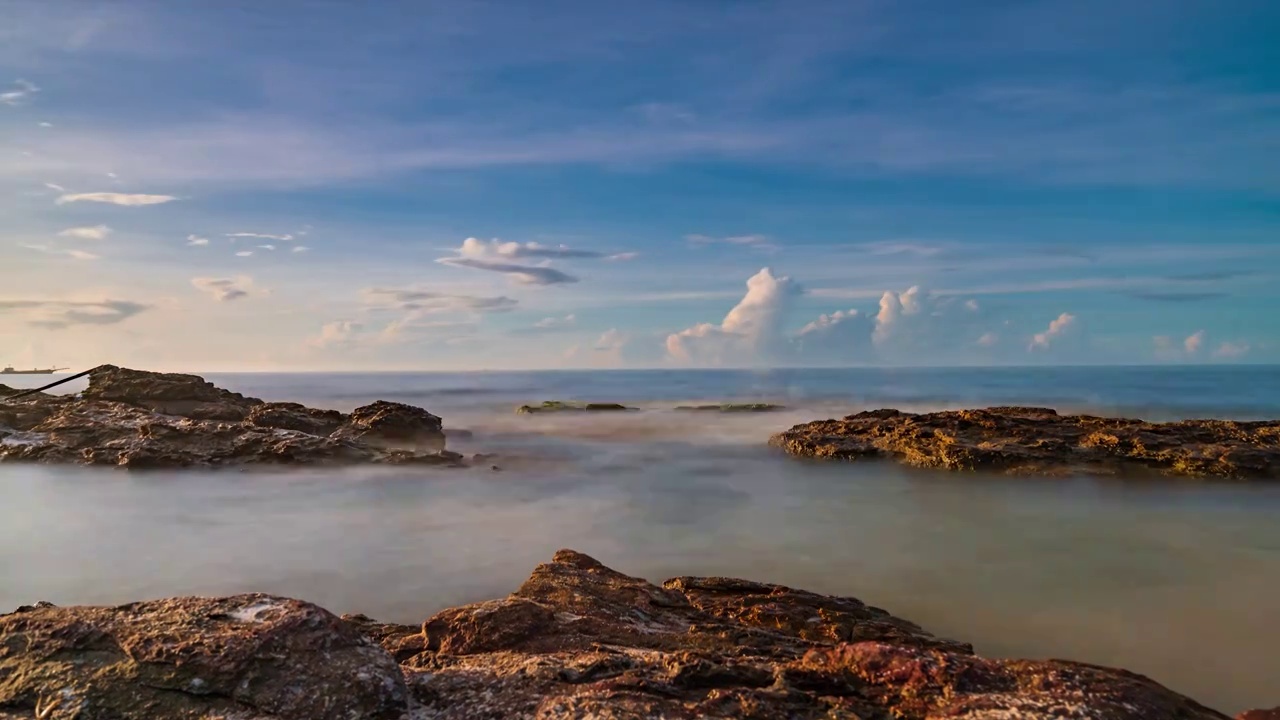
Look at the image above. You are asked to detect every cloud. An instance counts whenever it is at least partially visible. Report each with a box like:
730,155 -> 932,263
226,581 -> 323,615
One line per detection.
361,288 -> 518,314
965,299 -> 980,311
55,192 -> 177,206
0,78 -> 39,105
1184,330 -> 1205,354
457,237 -> 603,260
311,320 -> 363,348
1212,341 -> 1250,360
226,232 -> 294,242
1029,312 -> 1077,351
686,233 -> 778,252
38,121 -> 52,128
565,328 -> 635,366
19,243 -> 98,260
257,244 -> 276,251
534,314 -> 576,330
58,225 -> 111,241
872,286 -> 924,347
792,308 -> 875,363
235,250 -> 253,257
437,256 -> 579,285
977,331 -> 999,347
44,182 -> 64,192
379,317 -> 477,342
291,245 -> 309,253
0,299 -> 149,329
191,276 -> 254,302
860,241 -> 948,257
1125,291 -> 1228,302
666,267 -> 799,365
187,234 -> 209,246
606,252 -> 639,261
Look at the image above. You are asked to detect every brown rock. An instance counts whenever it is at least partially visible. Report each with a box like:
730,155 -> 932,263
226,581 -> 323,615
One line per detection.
247,401 -> 346,436
771,407 -> 1280,479
0,594 -> 408,720
81,364 -> 263,421
1239,709 -> 1280,720
331,400 -> 445,452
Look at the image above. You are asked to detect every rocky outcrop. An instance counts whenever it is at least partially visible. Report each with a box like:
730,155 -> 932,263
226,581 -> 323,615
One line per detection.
0,366 -> 458,469
675,403 -> 785,412
6,550 -> 1252,719
771,407 -> 1280,479
516,401 -> 635,414
1238,708 -> 1280,720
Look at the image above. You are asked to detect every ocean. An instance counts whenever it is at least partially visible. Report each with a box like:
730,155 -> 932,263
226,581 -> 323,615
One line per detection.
2,365 -> 1278,713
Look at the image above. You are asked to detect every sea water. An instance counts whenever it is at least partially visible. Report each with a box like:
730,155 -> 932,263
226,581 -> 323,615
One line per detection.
2,365 -> 1279,713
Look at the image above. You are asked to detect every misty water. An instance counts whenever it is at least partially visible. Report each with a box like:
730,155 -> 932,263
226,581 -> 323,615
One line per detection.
3,366 -> 1279,713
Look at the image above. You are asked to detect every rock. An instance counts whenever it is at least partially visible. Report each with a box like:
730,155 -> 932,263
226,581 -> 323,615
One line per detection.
675,403 -> 785,412
1239,709 -> 1280,720
247,401 -> 346,436
0,366 -> 462,469
516,401 -> 635,414
771,407 -> 1280,479
331,400 -> 445,452
0,595 -> 408,720
81,364 -> 263,421
443,427 -> 474,440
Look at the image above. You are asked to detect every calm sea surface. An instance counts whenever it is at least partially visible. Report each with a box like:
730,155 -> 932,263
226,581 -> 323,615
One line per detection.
3,366 -> 1279,713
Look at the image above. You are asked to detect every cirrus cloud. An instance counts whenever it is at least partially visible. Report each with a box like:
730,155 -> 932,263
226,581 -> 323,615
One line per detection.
55,192 -> 177,206
58,225 -> 111,240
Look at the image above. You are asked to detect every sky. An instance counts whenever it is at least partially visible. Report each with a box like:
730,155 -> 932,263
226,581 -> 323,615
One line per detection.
1,0 -> 1277,371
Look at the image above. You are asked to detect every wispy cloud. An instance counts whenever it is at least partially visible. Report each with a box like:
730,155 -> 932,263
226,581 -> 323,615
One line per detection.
55,192 -> 177,206
57,225 -> 111,240
0,299 -> 149,329
361,287 -> 517,314
235,250 -> 253,257
513,314 -> 577,334
19,243 -> 99,260
686,234 -> 778,252
257,244 -> 276,251
291,245 -> 309,253
227,232 -> 294,242
187,234 -> 209,246
310,320 -> 363,348
0,78 -> 39,105
1213,341 -> 1250,360
1125,291 -> 1228,302
1029,312 -> 1077,351
437,256 -> 579,285
606,252 -> 639,261
43,182 -> 64,192
458,237 -> 602,260
191,276 -> 254,302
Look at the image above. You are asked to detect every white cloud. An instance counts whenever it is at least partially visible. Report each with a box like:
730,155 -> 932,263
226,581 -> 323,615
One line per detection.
457,237 -> 603,260
235,250 -> 254,257
43,182 -> 64,192
226,232 -> 294,242
19,243 -> 98,260
311,320 -> 363,348
965,299 -> 980,311
977,331 -> 999,347
872,286 -> 924,347
1183,330 -> 1205,354
606,252 -> 639,261
0,78 -> 39,105
57,225 -> 111,241
0,298 -> 149,329
792,308 -> 874,363
437,256 -> 579,285
291,245 -> 310,253
191,276 -> 254,302
257,244 -> 276,251
55,192 -> 177,206
38,121 -> 53,128
361,288 -> 518,315
1029,312 -> 1077,351
534,314 -> 576,330
380,317 -> 476,342
187,234 -> 209,246
666,268 -> 798,365
1212,341 -> 1250,360
685,233 -> 777,252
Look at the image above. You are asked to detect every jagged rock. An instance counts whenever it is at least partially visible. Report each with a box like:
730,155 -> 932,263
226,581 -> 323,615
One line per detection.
81,364 -> 264,421
1239,708 -> 1280,720
771,407 -> 1280,479
0,366 -> 459,469
247,401 -> 346,436
0,595 -> 408,720
675,403 -> 785,412
331,400 -> 445,452
516,401 -> 635,414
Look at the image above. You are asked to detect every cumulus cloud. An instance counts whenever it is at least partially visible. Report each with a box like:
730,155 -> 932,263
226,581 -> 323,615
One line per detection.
0,299 -> 149,329
227,232 -> 294,242
457,237 -> 603,260
872,286 -> 925,347
311,320 -> 363,348
0,79 -> 39,105
666,268 -> 799,365
187,234 -> 209,246
19,243 -> 98,260
1213,341 -> 1250,359
437,256 -> 579,285
55,192 -> 177,206
361,288 -> 518,314
58,225 -> 111,241
1029,313 -> 1077,351
792,308 -> 875,363
1184,330 -> 1205,354
191,276 -> 254,302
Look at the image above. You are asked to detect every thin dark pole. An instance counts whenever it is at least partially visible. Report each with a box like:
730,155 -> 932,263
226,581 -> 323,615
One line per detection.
1,367 -> 99,402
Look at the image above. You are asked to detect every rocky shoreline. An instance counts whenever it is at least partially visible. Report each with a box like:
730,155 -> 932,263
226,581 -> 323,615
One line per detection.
0,366 -> 463,468
1,549 -> 1272,720
772,407 -> 1280,480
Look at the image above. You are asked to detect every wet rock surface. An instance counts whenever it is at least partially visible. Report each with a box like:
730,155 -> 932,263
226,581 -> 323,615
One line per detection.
771,407 -> 1280,479
3,549 -> 1263,719
516,401 -> 635,414
0,366 -> 457,469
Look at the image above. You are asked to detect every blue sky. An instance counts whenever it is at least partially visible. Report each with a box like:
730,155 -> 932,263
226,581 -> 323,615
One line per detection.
1,0 -> 1277,370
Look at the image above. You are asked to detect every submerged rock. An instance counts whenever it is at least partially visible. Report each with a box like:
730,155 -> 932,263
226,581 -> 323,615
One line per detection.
0,365 -> 459,469
9,550 -> 1240,719
675,403 -> 786,412
516,400 -> 635,414
771,407 -> 1280,479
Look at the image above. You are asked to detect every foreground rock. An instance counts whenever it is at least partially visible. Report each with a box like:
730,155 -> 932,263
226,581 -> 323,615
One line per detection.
0,365 -> 456,469
772,407 -> 1280,479
5,550 -> 1256,719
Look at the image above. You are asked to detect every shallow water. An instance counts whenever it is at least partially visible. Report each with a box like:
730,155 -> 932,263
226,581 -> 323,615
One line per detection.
3,366 -> 1279,713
